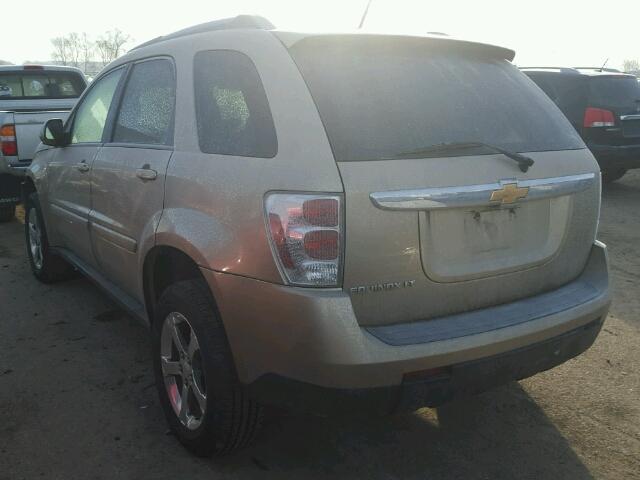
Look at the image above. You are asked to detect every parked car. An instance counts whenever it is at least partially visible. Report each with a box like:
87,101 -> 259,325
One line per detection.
522,67 -> 640,182
0,65 -> 86,221
23,16 -> 611,456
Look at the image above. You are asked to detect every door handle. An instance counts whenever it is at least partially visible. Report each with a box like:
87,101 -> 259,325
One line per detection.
76,161 -> 90,173
136,167 -> 158,181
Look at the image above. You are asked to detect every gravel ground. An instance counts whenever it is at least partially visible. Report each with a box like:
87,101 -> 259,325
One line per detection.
0,172 -> 638,480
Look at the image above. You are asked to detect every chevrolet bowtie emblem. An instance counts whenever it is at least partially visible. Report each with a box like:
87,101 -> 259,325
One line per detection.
490,183 -> 529,204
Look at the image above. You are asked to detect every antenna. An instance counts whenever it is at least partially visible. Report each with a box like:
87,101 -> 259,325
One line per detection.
358,0 -> 373,29
599,58 -> 609,72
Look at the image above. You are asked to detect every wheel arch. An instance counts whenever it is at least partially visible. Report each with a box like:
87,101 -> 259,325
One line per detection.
142,245 -> 212,324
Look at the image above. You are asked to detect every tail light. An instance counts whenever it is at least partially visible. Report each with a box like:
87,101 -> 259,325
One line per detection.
0,124 -> 18,156
265,193 -> 342,286
584,107 -> 616,128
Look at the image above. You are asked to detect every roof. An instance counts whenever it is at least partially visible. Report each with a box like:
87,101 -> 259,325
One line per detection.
0,64 -> 85,74
520,66 -> 636,78
132,15 -> 275,50
131,15 -> 515,62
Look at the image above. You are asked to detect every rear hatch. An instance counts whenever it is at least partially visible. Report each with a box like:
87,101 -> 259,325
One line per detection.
289,35 -> 601,326
585,74 -> 640,144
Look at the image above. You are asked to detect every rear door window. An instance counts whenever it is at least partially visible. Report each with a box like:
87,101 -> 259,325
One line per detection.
194,50 -> 277,158
112,59 -> 176,145
290,36 -> 585,161
0,71 -> 86,99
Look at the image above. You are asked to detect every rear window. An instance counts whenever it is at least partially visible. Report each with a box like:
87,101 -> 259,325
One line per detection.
0,71 -> 86,99
290,36 -> 584,161
588,76 -> 640,108
525,73 -> 589,125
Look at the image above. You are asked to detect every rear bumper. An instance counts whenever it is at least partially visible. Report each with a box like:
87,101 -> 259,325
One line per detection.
201,242 -> 610,411
248,317 -> 604,414
0,172 -> 23,205
589,142 -> 640,169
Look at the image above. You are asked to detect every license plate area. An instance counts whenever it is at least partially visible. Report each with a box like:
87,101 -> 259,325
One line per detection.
622,119 -> 640,138
419,197 -> 571,283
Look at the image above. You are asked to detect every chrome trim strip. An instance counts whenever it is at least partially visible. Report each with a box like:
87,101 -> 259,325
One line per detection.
370,173 -> 596,211
620,114 -> 640,121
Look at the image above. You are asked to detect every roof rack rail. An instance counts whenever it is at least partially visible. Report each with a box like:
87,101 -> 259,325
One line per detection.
132,15 -> 275,50
573,67 -> 622,73
519,67 -> 580,74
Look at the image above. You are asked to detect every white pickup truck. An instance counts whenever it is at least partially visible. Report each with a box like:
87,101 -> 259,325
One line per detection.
0,65 -> 86,221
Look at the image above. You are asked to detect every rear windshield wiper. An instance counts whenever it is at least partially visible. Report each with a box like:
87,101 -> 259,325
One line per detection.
391,142 -> 535,173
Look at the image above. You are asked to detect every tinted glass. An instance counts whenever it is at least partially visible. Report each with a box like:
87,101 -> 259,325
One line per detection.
525,73 -> 589,126
113,59 -> 175,145
71,68 -> 123,144
0,72 -> 85,99
589,76 -> 640,108
290,37 -> 585,161
194,51 -> 277,157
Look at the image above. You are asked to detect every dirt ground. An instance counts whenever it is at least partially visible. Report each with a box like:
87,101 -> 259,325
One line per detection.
0,172 -> 638,480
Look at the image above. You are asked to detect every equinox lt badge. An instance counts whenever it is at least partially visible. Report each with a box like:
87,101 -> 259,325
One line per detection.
350,280 -> 416,295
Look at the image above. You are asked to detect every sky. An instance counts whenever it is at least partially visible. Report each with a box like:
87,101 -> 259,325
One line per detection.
3,0 -> 639,70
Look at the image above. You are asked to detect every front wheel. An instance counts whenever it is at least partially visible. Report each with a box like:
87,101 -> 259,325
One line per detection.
153,279 -> 263,456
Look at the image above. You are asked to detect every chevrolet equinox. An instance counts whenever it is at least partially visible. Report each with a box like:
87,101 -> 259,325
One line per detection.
23,16 -> 611,456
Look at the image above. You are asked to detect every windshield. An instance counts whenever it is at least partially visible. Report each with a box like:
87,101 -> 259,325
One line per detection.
588,76 -> 640,108
289,36 -> 585,161
0,71 -> 86,100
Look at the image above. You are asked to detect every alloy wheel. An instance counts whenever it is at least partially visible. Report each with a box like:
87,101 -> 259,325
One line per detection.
27,208 -> 43,270
160,312 -> 207,430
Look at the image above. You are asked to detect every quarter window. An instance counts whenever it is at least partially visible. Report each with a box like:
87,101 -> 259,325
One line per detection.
113,59 -> 176,145
194,50 -> 277,157
71,68 -> 124,144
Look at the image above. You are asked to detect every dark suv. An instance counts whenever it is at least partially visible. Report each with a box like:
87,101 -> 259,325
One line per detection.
522,67 -> 640,182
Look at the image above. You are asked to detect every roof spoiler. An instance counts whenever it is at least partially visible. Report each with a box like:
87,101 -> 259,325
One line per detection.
133,15 -> 275,50
280,33 -> 515,62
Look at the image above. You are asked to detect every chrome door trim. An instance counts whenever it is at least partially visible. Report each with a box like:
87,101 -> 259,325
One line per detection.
369,173 -> 597,211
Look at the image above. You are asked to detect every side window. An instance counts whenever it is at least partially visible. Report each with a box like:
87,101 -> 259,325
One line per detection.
71,68 -> 124,144
194,50 -> 277,158
112,59 -> 176,145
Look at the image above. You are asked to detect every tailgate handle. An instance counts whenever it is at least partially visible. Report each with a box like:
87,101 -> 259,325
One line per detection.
370,173 -> 596,211
75,161 -> 90,173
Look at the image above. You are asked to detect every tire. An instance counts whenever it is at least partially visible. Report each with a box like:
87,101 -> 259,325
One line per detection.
602,168 -> 627,183
0,205 -> 15,223
24,193 -> 75,283
153,279 -> 263,456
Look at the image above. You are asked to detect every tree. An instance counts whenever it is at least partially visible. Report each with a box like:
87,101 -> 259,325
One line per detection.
51,36 -> 70,65
623,59 -> 640,73
80,33 -> 94,73
51,29 -> 130,72
95,29 -> 131,65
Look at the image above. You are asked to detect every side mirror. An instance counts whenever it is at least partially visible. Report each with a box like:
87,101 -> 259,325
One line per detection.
40,118 -> 66,147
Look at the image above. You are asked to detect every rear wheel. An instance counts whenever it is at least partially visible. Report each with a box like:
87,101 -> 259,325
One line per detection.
0,205 -> 15,222
601,168 -> 627,183
153,279 -> 263,456
24,193 -> 75,283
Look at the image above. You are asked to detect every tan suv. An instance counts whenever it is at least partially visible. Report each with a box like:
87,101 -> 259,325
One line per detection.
24,16 -> 611,456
